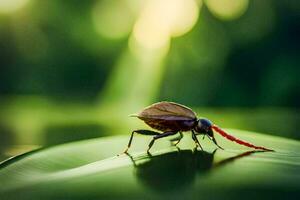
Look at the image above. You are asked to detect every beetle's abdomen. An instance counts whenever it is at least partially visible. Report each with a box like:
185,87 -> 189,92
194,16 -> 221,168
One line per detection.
142,118 -> 196,132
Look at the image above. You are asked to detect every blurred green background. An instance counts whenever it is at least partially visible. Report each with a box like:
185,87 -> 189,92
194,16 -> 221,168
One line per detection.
0,0 -> 299,161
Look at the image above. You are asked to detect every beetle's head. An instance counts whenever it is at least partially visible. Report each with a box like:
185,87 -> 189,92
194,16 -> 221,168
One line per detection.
195,118 -> 213,136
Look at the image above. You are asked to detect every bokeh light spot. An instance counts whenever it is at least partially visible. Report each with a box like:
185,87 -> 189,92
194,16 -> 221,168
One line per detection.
131,17 -> 171,51
130,0 -> 200,52
205,0 -> 249,20
92,0 -> 135,40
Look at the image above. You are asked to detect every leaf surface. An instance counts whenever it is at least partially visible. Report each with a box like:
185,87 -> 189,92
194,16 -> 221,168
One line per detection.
0,129 -> 300,200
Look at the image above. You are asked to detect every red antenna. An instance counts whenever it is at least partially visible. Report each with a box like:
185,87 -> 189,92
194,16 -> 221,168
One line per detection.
212,125 -> 273,151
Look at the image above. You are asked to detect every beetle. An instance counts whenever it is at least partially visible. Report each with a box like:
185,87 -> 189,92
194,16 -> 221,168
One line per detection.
123,101 -> 273,153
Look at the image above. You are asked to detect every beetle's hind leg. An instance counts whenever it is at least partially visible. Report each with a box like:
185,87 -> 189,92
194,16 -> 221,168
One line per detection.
123,130 -> 161,154
147,131 -> 177,153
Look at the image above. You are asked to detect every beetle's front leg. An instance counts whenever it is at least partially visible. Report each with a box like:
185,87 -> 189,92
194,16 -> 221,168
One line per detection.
192,130 -> 203,150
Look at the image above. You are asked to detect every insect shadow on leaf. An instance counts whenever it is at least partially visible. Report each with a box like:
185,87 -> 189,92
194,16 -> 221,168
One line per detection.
125,148 -> 262,193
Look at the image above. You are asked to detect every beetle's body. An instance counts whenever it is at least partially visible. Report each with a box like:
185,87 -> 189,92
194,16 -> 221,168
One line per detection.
136,102 -> 198,132
141,117 -> 197,132
123,101 -> 273,153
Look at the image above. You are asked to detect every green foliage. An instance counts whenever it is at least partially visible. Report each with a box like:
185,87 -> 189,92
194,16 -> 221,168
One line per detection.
1,129 -> 299,199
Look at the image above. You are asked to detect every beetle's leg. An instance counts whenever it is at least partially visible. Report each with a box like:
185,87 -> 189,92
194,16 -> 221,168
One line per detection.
174,132 -> 183,146
209,134 -> 224,150
170,131 -> 183,146
123,130 -> 161,154
147,131 -> 177,153
192,130 -> 203,150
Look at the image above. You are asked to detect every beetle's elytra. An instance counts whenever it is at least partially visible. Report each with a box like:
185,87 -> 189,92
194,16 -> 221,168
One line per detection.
123,101 -> 273,153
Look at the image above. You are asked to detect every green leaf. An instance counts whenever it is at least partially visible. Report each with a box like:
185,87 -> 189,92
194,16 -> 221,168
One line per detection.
0,129 -> 300,200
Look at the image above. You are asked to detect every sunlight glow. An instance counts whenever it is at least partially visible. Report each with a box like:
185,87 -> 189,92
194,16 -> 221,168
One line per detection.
131,0 -> 200,51
98,0 -> 201,120
92,0 -> 135,39
131,17 -> 170,51
205,0 -> 249,20
0,0 -> 30,14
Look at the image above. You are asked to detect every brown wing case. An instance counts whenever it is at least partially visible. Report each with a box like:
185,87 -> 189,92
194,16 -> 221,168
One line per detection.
133,102 -> 197,132
136,101 -> 197,120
